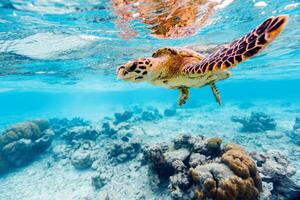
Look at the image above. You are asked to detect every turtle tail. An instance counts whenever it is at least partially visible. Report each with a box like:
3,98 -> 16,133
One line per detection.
183,15 -> 288,75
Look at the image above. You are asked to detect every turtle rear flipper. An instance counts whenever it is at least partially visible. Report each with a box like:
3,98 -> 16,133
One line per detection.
183,15 -> 288,76
210,82 -> 221,106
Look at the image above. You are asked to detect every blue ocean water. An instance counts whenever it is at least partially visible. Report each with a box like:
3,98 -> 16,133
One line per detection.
0,0 -> 299,125
0,0 -> 300,200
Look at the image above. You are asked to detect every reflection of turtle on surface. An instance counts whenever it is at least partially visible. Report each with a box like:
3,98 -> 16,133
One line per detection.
112,0 -> 215,39
117,16 -> 288,106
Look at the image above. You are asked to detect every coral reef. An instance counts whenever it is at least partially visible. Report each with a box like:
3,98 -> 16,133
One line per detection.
114,111 -> 133,124
48,109 -> 146,170
0,120 -> 53,174
52,139 -> 98,170
231,112 -> 276,132
140,107 -> 162,121
0,106 -> 299,200
109,139 -> 142,163
293,117 -> 300,130
48,114 -> 143,172
287,117 -> 300,145
101,121 -> 118,137
191,163 -> 260,200
251,150 -> 300,200
100,119 -> 137,142
49,117 -> 90,136
60,125 -> 100,142
143,134 -> 262,200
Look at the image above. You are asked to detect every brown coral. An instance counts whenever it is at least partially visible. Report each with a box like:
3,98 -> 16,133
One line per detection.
190,168 -> 201,182
222,144 -> 260,179
145,135 -> 263,200
221,143 -> 263,191
194,187 -> 204,199
0,120 -> 51,174
190,143 -> 262,200
0,121 -> 47,148
215,176 -> 259,200
191,165 -> 261,200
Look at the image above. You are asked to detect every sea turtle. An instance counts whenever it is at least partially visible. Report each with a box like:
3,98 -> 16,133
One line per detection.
117,15 -> 288,106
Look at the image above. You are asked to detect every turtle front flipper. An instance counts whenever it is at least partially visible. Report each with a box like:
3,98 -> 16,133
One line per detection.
182,15 -> 288,76
178,87 -> 190,107
210,82 -> 221,106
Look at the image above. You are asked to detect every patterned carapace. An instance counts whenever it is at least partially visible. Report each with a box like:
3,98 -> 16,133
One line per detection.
183,15 -> 288,75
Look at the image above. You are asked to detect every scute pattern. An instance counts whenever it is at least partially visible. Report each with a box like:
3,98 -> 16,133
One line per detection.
152,47 -> 204,60
183,15 -> 288,76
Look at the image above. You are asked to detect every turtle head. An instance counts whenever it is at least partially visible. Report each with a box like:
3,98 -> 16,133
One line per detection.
117,58 -> 154,82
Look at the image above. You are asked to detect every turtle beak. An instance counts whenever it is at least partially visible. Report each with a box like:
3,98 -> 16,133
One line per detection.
117,66 -> 134,81
116,70 -> 122,80
117,66 -> 125,80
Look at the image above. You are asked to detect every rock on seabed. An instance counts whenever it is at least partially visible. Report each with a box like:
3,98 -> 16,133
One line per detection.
143,134 -> 262,200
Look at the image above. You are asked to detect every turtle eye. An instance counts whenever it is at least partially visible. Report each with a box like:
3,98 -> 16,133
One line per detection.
128,63 -> 137,72
118,66 -> 125,71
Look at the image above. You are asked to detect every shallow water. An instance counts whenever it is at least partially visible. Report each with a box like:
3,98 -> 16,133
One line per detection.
0,0 -> 300,200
